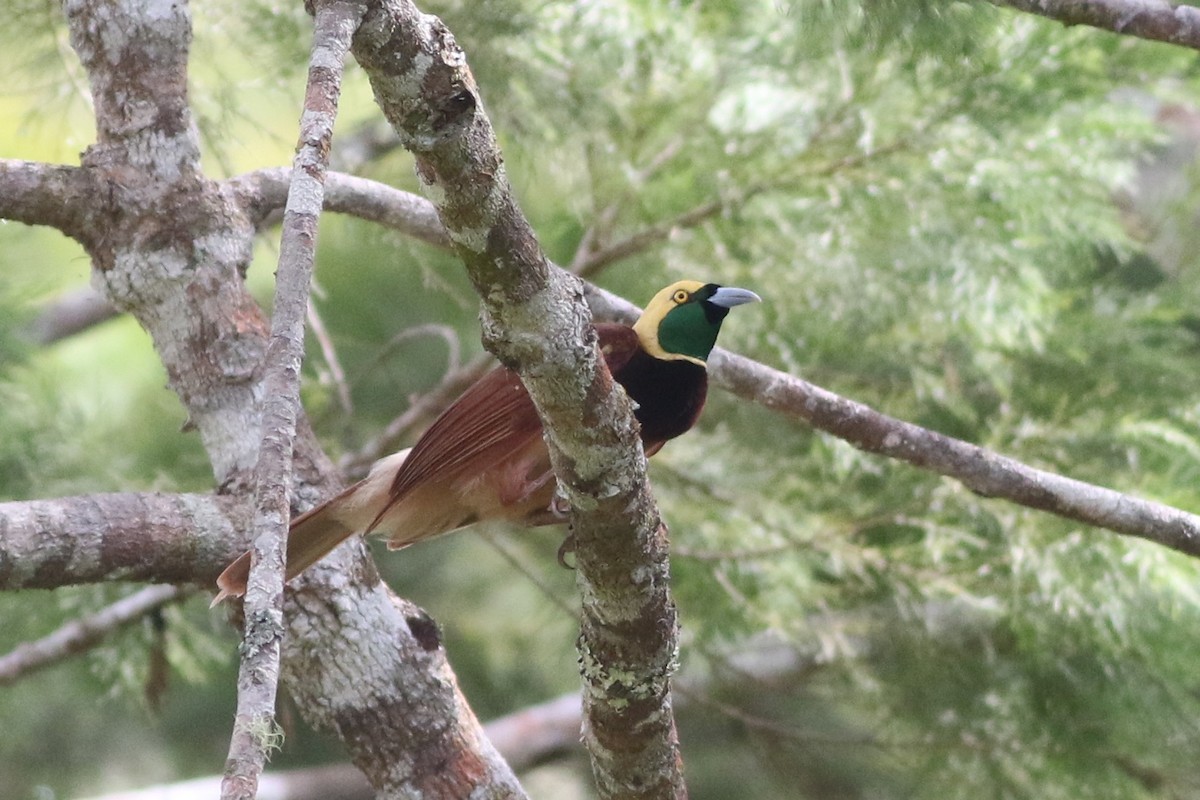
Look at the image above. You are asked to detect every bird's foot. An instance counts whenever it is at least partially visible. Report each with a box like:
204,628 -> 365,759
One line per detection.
550,491 -> 571,518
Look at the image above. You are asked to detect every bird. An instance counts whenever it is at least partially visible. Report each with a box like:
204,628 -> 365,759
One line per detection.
214,280 -> 759,602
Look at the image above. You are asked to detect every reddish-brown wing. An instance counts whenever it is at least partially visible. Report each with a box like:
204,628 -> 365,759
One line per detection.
594,322 -> 641,374
384,366 -> 542,504
375,324 -> 642,517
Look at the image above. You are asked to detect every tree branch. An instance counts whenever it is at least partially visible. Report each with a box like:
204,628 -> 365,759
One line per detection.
75,633 -> 860,800
222,3 -> 366,798
306,299 -> 354,416
225,167 -> 450,248
0,584 -> 190,685
350,3 -> 685,796
987,0 -> 1200,50
31,149 -> 1189,569
0,492 -> 247,590
0,159 -> 98,242
574,198 -> 724,278
583,286 -> 1200,559
21,169 -> 449,347
78,692 -> 584,800
25,286 -> 119,345
42,0 -> 532,794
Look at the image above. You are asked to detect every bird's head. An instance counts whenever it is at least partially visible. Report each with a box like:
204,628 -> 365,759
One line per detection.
633,280 -> 761,367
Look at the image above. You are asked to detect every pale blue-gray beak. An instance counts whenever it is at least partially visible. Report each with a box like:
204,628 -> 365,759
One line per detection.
708,286 -> 762,308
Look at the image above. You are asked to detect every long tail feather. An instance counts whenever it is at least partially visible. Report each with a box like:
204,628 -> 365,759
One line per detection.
211,483 -> 361,606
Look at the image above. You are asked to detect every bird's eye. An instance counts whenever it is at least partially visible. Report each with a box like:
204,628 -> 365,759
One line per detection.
672,290 -> 689,304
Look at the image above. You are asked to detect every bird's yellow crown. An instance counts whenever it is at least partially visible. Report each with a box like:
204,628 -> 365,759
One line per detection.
633,280 -> 760,366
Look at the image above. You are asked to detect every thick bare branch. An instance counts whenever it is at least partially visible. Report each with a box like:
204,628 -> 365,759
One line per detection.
0,492 -> 247,590
0,584 -> 189,685
222,3 -> 366,798
350,3 -> 684,796
988,0 -> 1200,49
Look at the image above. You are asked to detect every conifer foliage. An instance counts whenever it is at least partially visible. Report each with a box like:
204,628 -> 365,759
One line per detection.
2,1 -> 1200,798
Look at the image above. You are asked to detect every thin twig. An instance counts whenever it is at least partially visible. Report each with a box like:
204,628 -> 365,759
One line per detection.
476,529 -> 578,618
339,351 -> 493,477
0,585 -> 189,685
575,198 -> 726,278
306,299 -> 354,416
351,322 -> 462,384
221,4 -> 364,799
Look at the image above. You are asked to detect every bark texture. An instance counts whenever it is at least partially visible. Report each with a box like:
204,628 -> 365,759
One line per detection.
0,493 -> 245,589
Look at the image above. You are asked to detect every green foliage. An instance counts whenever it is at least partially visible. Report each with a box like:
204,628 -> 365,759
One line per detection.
3,0 -> 1200,798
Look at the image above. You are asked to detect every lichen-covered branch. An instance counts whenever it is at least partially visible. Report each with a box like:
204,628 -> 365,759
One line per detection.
221,3 -> 365,798
988,0 -> 1200,50
0,492 -> 246,590
349,2 -> 685,796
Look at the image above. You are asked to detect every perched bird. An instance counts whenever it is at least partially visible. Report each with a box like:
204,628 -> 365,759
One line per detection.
214,280 -> 759,602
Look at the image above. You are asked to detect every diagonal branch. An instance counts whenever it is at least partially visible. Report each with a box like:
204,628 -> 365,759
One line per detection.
0,584 -> 190,685
987,0 -> 1200,50
221,3 -> 366,798
583,286 -> 1200,559
349,2 -> 685,797
574,198 -> 725,278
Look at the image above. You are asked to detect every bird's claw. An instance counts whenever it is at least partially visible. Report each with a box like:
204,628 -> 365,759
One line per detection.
550,492 -> 571,518
557,532 -> 576,570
